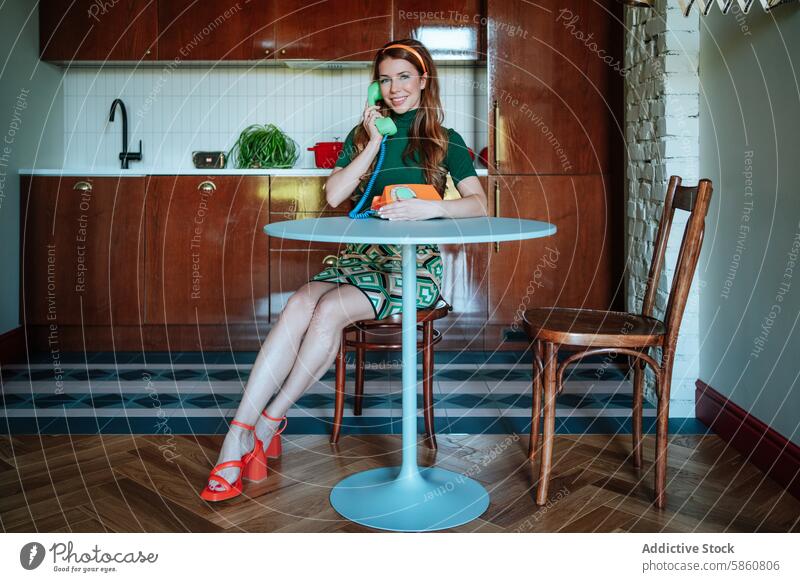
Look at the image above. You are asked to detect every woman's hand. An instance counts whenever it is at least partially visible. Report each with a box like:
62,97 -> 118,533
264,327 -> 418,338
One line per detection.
362,102 -> 384,143
377,199 -> 443,221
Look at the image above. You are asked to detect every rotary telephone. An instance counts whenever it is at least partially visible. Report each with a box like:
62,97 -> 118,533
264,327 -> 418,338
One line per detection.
348,82 -> 441,219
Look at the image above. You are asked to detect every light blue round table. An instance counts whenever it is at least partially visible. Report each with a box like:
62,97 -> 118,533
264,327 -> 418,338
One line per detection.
264,216 -> 557,532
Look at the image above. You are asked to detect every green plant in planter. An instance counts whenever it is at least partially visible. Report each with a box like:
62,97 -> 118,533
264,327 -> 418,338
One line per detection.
226,123 -> 300,169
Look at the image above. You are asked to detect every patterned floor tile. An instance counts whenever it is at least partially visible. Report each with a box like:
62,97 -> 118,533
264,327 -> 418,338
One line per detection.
0,351 -> 704,436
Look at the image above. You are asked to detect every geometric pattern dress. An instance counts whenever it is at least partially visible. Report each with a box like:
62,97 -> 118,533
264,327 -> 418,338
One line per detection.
308,241 -> 443,320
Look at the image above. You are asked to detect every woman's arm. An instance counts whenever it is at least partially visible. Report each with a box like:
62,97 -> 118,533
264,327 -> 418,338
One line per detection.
435,176 -> 488,218
376,176 -> 489,221
324,136 -> 383,208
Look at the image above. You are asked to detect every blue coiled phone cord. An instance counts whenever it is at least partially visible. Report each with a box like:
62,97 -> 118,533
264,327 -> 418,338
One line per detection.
348,134 -> 388,220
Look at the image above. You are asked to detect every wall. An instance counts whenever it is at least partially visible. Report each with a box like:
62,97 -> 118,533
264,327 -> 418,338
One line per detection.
61,65 -> 486,171
699,6 -> 800,444
0,1 -> 64,335
624,0 -> 700,417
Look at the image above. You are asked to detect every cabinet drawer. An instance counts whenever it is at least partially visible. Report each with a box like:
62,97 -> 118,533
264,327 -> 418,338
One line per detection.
270,176 -> 350,216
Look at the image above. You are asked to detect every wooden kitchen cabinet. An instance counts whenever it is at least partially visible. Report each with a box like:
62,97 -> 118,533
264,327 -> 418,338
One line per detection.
268,238 -> 344,322
488,0 -> 623,175
20,175 -> 146,326
393,0 -> 485,61
268,176 -> 346,321
437,174 -> 488,348
273,0 -> 392,61
485,174 -> 619,347
39,0 -> 157,61
438,241 -> 489,349
144,176 -> 270,325
157,0 -> 275,61
39,0 -> 497,63
19,172 -> 495,350
269,176 -> 350,216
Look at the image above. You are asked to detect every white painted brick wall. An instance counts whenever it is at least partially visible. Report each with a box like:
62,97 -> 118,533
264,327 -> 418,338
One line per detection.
624,0 -> 700,417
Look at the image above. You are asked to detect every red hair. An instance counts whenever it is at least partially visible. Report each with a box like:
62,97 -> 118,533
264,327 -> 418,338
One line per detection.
351,39 -> 448,197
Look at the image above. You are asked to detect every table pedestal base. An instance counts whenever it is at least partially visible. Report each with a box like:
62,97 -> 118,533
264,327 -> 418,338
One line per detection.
330,466 -> 489,532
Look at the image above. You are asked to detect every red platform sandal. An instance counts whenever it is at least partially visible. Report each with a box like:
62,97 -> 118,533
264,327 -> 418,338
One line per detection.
199,419 -> 267,502
261,411 -> 288,459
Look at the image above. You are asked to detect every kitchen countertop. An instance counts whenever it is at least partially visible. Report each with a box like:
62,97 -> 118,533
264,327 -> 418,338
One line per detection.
19,168 -> 489,177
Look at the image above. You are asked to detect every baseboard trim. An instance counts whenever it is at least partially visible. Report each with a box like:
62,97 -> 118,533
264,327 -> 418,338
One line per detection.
0,326 -> 25,366
696,379 -> 799,500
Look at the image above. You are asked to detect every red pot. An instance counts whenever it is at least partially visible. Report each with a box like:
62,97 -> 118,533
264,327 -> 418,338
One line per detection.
478,147 -> 489,168
308,141 -> 344,169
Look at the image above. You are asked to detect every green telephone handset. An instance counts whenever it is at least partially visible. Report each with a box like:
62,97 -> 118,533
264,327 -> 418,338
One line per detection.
348,82 -> 398,219
367,81 -> 398,136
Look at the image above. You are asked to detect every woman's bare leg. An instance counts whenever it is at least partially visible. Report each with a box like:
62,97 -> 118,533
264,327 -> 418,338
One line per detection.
237,282 -> 342,425
263,285 -> 375,422
205,281 -> 338,492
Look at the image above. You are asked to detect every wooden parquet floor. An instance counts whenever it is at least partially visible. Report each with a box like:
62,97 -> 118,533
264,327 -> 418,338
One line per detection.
1,433 -> 798,533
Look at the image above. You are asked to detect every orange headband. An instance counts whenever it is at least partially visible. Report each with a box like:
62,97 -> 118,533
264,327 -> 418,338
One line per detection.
382,44 -> 427,76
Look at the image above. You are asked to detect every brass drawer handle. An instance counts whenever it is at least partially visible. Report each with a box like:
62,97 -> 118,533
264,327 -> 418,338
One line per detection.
73,181 -> 92,192
494,181 -> 500,253
493,99 -> 500,172
198,180 -> 216,193
322,254 -> 338,266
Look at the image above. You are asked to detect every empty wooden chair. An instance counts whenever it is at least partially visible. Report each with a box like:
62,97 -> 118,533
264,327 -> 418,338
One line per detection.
523,176 -> 713,508
330,299 -> 452,449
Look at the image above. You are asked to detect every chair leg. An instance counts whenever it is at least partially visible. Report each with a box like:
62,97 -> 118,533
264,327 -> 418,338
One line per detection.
330,329 -> 347,444
536,342 -> 558,505
422,320 -> 437,449
631,357 -> 645,469
528,340 -> 543,460
654,361 -> 672,509
354,327 -> 365,416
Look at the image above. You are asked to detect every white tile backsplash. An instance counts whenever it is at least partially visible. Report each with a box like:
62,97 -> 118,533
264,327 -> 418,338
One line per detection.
62,65 -> 488,171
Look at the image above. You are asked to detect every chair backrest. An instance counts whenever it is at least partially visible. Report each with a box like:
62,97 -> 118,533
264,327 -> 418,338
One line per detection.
639,176 -> 713,353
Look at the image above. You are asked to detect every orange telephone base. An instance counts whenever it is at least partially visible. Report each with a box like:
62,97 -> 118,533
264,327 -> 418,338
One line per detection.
370,184 -> 442,212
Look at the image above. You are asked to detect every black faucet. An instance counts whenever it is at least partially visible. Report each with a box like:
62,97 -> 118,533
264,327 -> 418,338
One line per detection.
109,98 -> 142,169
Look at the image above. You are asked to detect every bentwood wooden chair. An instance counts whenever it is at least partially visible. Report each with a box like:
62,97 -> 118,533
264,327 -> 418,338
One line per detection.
523,176 -> 713,509
330,299 -> 452,449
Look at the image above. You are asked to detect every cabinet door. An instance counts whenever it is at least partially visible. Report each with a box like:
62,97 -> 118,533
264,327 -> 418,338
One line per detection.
393,0 -> 484,61
487,175 -> 616,328
268,177 -> 347,321
21,176 -> 146,326
437,175 -> 489,348
438,241 -> 488,349
145,176 -> 270,324
39,0 -> 157,61
488,0 -> 623,174
157,0 -> 274,60
268,238 -> 345,322
274,0 -> 391,61
269,177 -> 349,216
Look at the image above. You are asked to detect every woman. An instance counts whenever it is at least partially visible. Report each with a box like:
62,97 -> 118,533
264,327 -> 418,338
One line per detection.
200,39 -> 488,501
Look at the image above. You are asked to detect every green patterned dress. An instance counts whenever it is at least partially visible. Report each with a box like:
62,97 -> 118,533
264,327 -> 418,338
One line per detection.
309,107 -> 477,320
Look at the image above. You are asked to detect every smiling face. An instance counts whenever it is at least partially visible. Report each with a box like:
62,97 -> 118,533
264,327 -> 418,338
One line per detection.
377,57 -> 427,114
